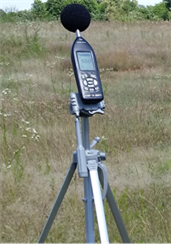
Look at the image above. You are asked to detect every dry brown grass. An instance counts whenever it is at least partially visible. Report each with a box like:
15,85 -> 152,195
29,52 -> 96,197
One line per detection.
1,20 -> 171,242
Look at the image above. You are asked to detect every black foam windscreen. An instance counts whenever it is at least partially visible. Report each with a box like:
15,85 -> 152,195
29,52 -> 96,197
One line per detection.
60,4 -> 91,32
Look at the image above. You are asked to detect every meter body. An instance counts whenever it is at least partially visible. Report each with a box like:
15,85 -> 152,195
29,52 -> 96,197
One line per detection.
71,36 -> 103,104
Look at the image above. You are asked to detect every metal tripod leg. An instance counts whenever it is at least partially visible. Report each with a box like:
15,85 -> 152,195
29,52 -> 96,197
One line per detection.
83,175 -> 95,243
98,170 -> 130,243
38,162 -> 77,243
89,166 -> 109,244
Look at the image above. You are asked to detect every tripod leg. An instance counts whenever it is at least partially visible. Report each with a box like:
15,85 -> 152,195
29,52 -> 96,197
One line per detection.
83,175 -> 95,243
38,162 -> 77,243
98,171 -> 130,243
89,168 -> 109,244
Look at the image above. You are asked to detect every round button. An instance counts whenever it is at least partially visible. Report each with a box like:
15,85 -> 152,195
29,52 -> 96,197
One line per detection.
94,80 -> 98,86
83,80 -> 88,86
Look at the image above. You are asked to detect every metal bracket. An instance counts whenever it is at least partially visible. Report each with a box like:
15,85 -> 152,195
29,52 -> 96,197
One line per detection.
86,150 -> 108,200
69,92 -> 105,117
98,161 -> 108,200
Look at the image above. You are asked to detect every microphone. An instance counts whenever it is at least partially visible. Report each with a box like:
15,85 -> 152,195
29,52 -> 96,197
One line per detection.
60,4 -> 91,33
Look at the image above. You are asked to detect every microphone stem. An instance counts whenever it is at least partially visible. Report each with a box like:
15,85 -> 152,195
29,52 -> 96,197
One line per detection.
76,29 -> 81,37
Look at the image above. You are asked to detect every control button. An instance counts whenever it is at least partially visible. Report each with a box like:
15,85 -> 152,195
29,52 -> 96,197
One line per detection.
94,80 -> 98,86
84,87 -> 88,91
88,84 -> 95,88
95,87 -> 99,91
88,81 -> 93,85
85,94 -> 91,97
81,73 -> 88,79
90,88 -> 94,92
87,78 -> 94,82
83,80 -> 88,86
91,74 -> 97,79
95,94 -> 102,97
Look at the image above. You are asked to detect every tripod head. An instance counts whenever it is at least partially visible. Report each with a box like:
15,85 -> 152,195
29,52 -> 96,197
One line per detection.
69,92 -> 105,117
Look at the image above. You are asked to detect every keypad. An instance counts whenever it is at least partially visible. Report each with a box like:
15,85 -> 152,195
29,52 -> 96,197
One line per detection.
81,72 -> 102,99
81,72 -> 100,92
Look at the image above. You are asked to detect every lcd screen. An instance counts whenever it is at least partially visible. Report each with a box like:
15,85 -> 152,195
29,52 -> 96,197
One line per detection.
77,52 -> 95,71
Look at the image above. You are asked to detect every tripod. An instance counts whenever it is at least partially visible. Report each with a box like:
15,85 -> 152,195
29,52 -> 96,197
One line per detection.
38,93 -> 130,243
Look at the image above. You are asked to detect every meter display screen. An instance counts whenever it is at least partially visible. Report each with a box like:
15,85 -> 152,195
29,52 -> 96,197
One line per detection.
77,52 -> 95,71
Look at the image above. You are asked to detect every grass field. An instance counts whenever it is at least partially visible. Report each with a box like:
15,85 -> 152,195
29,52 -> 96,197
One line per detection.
1,20 -> 171,242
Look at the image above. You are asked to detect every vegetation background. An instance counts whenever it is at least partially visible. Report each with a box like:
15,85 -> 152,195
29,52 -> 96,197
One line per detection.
1,0 -> 171,22
1,0 -> 171,243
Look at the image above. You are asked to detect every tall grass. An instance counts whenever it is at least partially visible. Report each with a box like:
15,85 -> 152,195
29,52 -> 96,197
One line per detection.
1,20 -> 171,242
